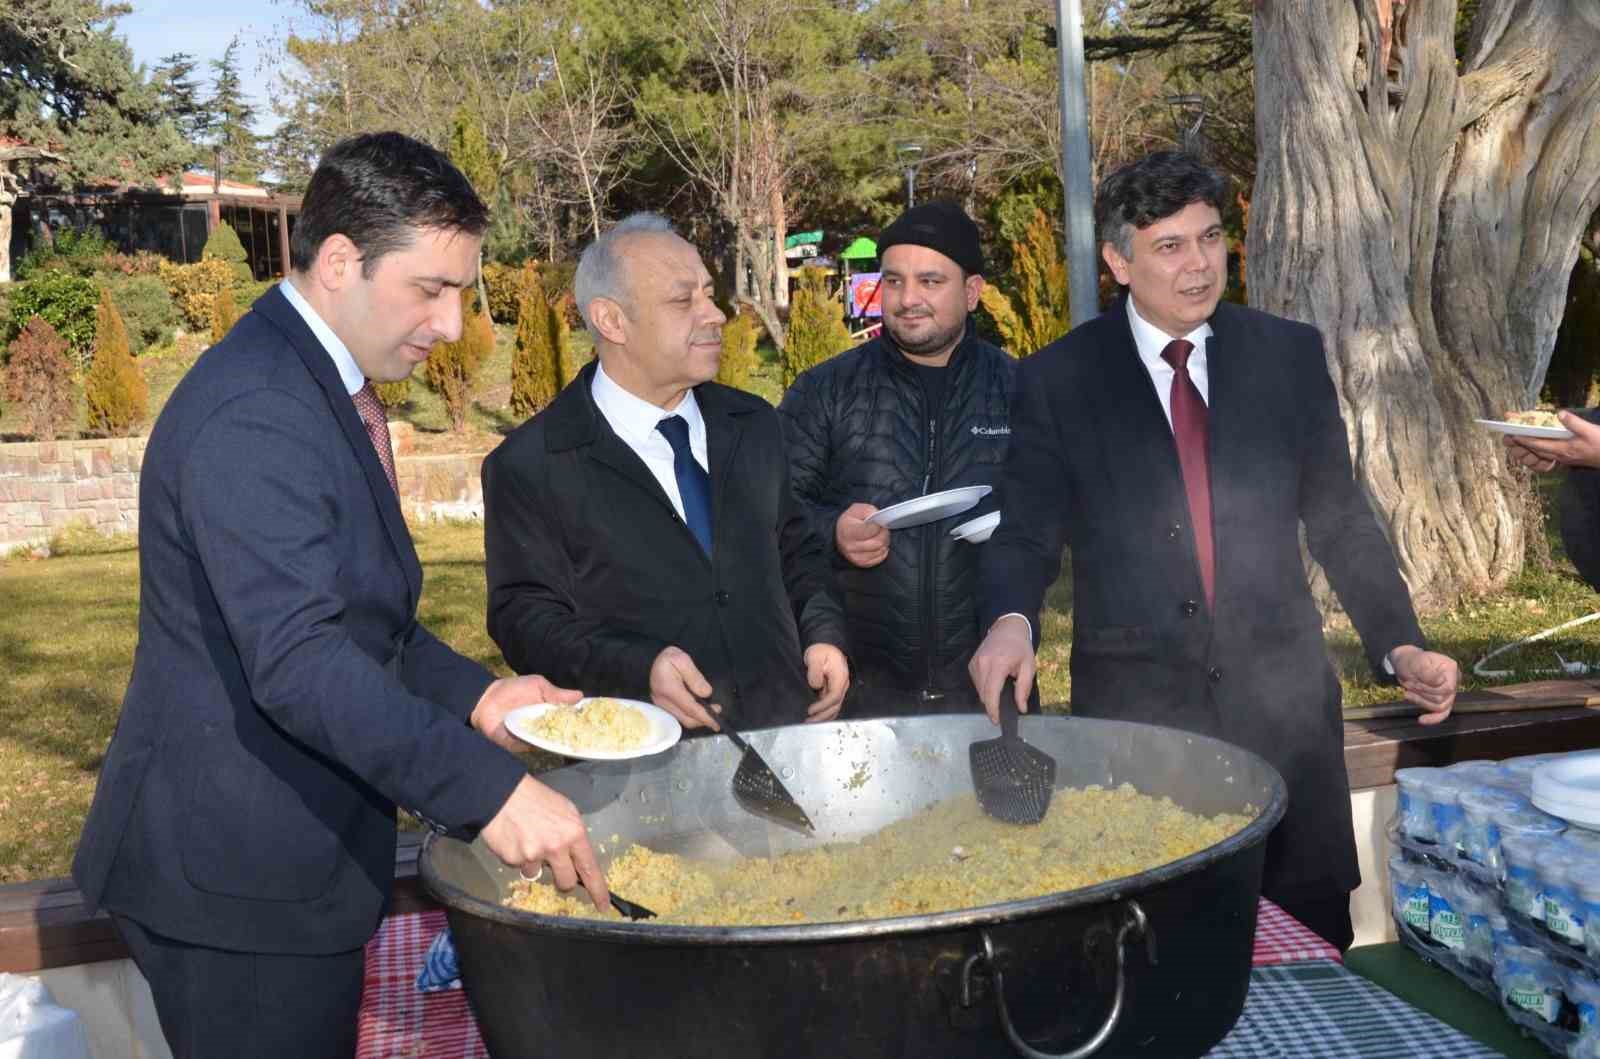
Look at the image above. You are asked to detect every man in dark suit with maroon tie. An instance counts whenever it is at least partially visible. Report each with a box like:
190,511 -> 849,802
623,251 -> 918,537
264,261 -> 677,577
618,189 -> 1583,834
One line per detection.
969,151 -> 1460,950
73,133 -> 608,1057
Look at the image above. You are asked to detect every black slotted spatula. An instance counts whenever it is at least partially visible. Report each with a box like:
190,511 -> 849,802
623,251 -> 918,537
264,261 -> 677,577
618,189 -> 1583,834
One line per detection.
969,678 -> 1056,825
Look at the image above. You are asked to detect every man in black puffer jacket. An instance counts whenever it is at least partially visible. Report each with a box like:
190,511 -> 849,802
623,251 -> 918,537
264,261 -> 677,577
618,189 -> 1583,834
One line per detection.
780,202 -> 1017,715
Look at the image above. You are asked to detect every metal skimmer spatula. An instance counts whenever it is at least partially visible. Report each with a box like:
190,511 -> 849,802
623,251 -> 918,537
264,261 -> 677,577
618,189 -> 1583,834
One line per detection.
970,678 -> 1057,825
717,713 -> 816,834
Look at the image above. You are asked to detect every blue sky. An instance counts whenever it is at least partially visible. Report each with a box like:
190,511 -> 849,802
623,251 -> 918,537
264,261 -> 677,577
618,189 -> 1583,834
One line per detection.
117,0 -> 290,136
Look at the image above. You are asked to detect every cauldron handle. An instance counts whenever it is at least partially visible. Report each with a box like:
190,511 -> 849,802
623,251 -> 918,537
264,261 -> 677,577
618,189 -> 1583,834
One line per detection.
969,900 -> 1148,1059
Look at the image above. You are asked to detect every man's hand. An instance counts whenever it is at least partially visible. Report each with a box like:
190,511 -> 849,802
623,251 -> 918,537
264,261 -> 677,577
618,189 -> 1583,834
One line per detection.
835,503 -> 890,568
803,643 -> 849,722
481,775 -> 609,912
1504,410 -> 1600,471
1389,645 -> 1459,725
471,675 -> 583,753
969,615 -> 1036,724
649,646 -> 722,730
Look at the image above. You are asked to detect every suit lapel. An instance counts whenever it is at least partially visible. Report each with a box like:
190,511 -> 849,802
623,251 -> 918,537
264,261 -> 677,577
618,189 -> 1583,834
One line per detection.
1096,298 -> 1190,503
1204,303 -> 1243,608
699,386 -> 746,549
253,288 -> 422,607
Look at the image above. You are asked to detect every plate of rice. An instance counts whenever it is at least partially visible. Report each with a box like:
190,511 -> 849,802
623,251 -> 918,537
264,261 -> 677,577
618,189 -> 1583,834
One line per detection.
1476,410 -> 1574,439
506,697 -> 682,761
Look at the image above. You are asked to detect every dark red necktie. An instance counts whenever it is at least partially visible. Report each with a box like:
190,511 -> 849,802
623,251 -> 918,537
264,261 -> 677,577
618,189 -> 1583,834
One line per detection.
352,381 -> 399,495
1161,339 -> 1214,609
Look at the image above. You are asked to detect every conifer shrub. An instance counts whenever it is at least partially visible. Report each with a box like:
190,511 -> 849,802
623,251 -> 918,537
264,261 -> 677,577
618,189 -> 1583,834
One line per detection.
5,316 -> 77,441
210,286 -> 241,345
782,267 -> 851,388
510,265 -> 563,418
104,274 -> 178,354
423,290 -> 492,432
375,379 -> 412,408
203,222 -> 255,283
717,310 -> 759,392
84,288 -> 148,436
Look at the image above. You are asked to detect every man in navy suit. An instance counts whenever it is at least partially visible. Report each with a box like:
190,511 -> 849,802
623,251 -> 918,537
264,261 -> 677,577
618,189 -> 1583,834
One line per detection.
969,151 -> 1459,950
73,133 -> 608,1057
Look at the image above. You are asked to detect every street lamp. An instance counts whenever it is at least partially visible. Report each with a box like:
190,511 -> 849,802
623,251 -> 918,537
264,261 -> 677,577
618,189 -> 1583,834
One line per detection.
1165,94 -> 1207,155
896,142 -> 924,208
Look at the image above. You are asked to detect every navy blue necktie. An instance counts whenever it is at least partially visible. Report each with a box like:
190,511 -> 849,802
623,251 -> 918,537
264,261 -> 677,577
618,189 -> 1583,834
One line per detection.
656,415 -> 713,557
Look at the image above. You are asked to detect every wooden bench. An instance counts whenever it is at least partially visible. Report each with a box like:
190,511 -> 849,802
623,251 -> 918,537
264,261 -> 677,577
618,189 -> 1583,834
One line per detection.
7,681 -> 1600,975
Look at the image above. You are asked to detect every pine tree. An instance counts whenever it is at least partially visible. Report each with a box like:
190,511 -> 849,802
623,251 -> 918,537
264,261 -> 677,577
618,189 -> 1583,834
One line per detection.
207,37 -> 265,185
151,52 -> 209,143
424,290 -> 492,433
510,266 -> 561,418
782,268 -> 851,388
84,288 -> 148,437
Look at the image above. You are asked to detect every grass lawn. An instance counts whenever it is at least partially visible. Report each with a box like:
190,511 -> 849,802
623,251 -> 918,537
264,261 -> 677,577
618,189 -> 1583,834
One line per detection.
6,501 -> 1600,883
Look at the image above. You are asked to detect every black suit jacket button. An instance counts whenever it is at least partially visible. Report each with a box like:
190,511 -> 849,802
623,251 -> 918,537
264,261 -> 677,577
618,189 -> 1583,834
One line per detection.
1168,522 -> 1183,540
1180,600 -> 1199,617
714,590 -> 731,606
1207,665 -> 1223,683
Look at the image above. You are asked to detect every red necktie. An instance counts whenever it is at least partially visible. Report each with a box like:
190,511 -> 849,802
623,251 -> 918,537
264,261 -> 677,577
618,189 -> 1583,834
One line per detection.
352,381 -> 399,495
1161,339 -> 1213,609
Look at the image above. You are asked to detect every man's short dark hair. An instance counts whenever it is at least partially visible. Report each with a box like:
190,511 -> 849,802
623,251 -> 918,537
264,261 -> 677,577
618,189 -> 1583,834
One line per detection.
289,131 -> 489,276
1095,151 -> 1227,258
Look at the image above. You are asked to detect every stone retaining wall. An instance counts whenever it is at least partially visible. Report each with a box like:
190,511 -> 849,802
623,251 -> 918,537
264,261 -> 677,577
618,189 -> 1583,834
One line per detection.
0,424 -> 490,556
0,438 -> 146,555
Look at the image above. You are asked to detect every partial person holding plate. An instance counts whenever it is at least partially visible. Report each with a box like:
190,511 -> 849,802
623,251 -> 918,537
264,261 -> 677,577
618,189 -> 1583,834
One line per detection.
1476,409 -> 1576,440
1503,408 -> 1600,593
778,200 -> 1019,718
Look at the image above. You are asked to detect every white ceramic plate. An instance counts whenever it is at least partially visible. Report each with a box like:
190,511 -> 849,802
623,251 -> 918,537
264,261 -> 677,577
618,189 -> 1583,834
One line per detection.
505,698 -> 682,761
866,485 -> 992,530
1475,417 -> 1574,440
1532,752 -> 1600,830
949,510 -> 1001,544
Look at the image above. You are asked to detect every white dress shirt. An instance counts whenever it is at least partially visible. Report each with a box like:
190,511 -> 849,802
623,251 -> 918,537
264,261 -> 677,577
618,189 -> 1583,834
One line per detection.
590,360 -> 709,522
280,277 -> 365,397
1126,295 -> 1213,430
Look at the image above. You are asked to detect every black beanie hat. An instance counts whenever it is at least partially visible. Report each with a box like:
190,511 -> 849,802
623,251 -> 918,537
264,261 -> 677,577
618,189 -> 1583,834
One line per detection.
877,200 -> 984,276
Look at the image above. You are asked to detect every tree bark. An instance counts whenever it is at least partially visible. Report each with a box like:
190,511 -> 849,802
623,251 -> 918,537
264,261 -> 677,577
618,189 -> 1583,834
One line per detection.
1249,0 -> 1600,608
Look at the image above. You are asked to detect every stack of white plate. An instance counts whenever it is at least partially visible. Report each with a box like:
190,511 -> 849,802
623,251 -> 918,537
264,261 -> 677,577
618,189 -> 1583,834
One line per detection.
948,510 -> 1001,544
1532,752 -> 1600,830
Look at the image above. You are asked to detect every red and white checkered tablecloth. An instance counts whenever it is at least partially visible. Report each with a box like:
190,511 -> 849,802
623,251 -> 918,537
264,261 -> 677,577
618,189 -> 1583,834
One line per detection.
355,908 -> 487,1059
355,898 -> 1338,1056
1250,897 -> 1342,967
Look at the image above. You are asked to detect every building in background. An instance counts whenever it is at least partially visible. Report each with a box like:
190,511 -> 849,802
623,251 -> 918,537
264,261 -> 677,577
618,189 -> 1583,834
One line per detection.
9,171 -> 300,280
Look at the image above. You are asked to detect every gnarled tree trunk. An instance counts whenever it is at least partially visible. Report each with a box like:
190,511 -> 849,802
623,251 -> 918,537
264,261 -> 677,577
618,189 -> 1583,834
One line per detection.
1250,0 -> 1600,609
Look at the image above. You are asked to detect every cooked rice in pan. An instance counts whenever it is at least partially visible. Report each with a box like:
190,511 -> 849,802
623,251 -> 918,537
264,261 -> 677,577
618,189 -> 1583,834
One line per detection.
506,783 -> 1251,926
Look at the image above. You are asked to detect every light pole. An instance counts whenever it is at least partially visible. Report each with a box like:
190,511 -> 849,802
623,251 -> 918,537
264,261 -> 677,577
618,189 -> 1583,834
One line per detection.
1052,0 -> 1098,325
1165,94 -> 1207,155
896,142 -> 924,208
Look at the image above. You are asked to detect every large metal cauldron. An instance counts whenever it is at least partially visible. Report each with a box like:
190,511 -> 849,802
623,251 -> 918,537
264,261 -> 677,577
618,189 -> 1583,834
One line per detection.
422,715 -> 1286,1058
